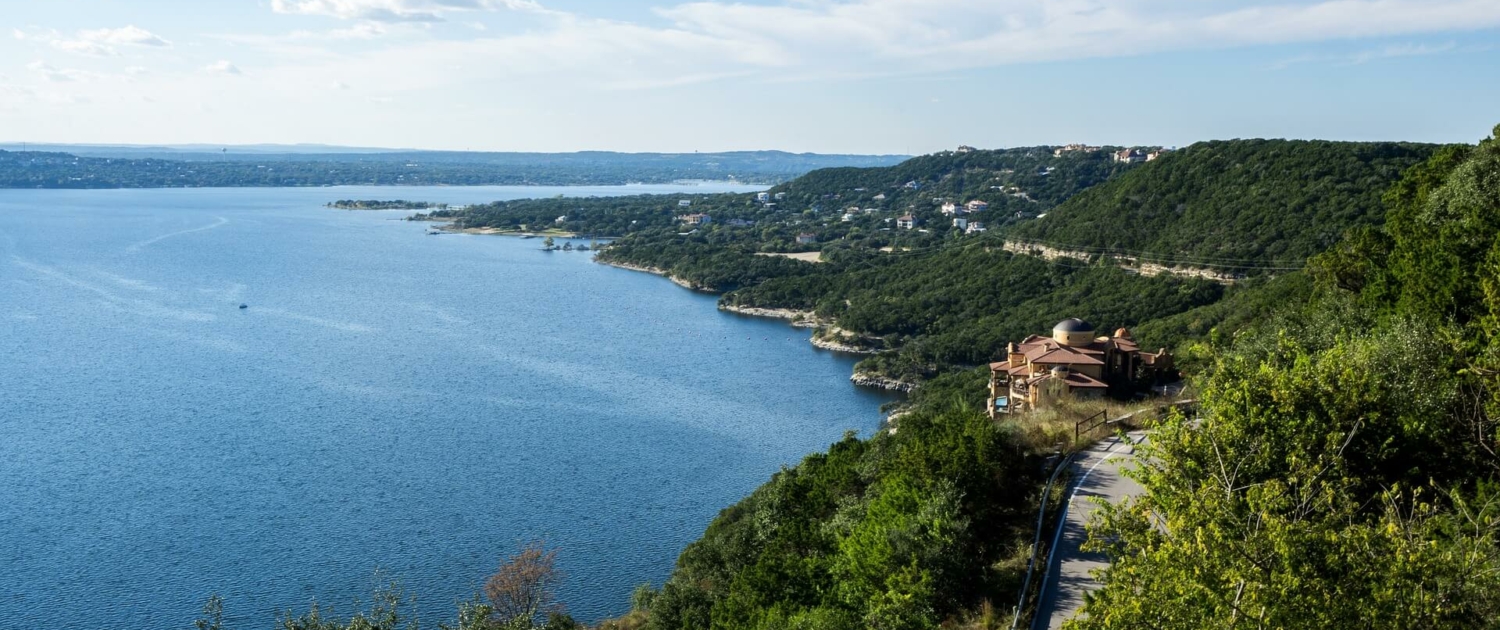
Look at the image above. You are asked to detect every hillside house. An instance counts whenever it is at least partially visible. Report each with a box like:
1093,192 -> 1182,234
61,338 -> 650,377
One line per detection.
796,232 -> 818,245
1146,149 -> 1169,161
1053,144 -> 1101,157
873,193 -> 887,201
678,213 -> 712,226
953,217 -> 969,230
965,221 -> 986,234
842,212 -> 857,222
903,180 -> 921,190
756,192 -> 771,203
896,215 -> 916,230
966,200 -> 989,212
987,318 -> 1173,417
775,192 -> 787,201
555,215 -> 567,224
1114,148 -> 1147,164
941,202 -> 964,216
678,199 -> 693,207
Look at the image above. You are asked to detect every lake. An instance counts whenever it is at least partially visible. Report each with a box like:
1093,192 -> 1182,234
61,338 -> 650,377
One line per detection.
0,185 -> 897,628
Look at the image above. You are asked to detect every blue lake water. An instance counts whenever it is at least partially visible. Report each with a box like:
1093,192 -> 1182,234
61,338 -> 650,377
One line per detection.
0,185 -> 896,628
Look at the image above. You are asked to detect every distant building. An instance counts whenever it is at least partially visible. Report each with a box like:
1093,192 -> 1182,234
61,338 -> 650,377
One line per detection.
956,145 -> 976,153
903,180 -> 921,190
678,199 -> 692,207
965,221 -> 987,234
555,215 -> 567,224
1053,143 -> 1102,157
987,319 -> 1173,416
1114,148 -> 1147,164
966,200 -> 989,212
678,213 -> 712,226
896,214 -> 916,230
953,217 -> 969,230
941,202 -> 964,216
796,232 -> 818,245
756,192 -> 771,203
774,192 -> 787,201
1146,149 -> 1169,161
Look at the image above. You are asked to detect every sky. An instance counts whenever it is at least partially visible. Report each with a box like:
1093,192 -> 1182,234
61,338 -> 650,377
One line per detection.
1,0 -> 1497,154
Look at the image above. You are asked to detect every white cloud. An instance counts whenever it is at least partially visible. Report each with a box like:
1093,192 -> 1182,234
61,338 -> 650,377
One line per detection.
21,24 -> 171,57
205,60 -> 243,75
270,0 -> 547,22
50,39 -> 117,56
646,0 -> 1500,75
26,60 -> 93,83
79,25 -> 171,47
234,0 -> 1500,94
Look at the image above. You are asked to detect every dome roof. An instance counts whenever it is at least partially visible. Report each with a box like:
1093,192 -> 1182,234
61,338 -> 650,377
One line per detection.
1053,318 -> 1095,333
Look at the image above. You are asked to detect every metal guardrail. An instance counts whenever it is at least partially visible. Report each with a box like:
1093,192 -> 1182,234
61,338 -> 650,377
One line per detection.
1074,410 -> 1109,442
1010,452 -> 1077,630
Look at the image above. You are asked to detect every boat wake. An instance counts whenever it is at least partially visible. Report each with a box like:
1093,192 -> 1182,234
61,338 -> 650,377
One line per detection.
126,216 -> 229,253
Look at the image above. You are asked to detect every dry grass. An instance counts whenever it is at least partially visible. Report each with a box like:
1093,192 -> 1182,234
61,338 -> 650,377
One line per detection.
1004,394 -> 1186,453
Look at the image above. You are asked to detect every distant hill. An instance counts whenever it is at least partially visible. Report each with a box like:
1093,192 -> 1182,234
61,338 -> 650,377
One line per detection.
0,149 -> 908,189
1004,139 -> 1439,268
769,146 -> 1145,228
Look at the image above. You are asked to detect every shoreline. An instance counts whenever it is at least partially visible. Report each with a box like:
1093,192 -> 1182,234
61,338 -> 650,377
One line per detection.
850,371 -> 919,393
596,258 -> 913,392
718,304 -> 824,328
596,259 -> 716,292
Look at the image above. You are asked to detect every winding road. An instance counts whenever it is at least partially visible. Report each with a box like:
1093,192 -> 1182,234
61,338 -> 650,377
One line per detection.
1032,430 -> 1150,630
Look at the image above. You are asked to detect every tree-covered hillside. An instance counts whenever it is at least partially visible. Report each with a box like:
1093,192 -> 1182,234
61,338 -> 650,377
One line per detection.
770,146 -> 1142,229
1006,140 -> 1438,268
1072,125 -> 1500,629
644,400 -> 1041,630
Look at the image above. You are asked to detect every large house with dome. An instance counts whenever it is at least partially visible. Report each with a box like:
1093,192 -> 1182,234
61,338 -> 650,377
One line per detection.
987,318 -> 1173,417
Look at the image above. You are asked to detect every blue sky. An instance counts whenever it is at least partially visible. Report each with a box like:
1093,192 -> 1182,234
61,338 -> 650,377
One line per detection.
2,0 -> 1497,153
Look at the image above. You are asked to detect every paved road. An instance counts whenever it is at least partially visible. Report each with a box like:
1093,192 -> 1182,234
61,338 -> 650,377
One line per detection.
1032,430 -> 1149,630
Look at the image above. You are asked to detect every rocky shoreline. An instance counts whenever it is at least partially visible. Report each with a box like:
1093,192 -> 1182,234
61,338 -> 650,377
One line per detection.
595,258 -> 914,394
718,304 -> 824,328
850,371 -> 919,393
597,259 -> 715,292
810,326 -> 881,354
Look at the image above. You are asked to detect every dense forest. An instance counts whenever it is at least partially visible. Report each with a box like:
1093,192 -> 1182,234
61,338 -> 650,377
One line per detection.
1072,125 -> 1500,628
1006,140 -> 1438,267
0,149 -> 905,189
